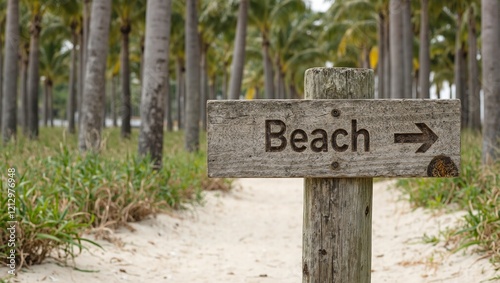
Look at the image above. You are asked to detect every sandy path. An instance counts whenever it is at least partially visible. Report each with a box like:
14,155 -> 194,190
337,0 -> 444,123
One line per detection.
6,179 -> 499,282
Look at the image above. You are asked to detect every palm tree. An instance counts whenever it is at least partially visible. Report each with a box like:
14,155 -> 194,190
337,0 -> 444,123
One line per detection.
481,0 -> 500,164
1,0 -> 19,143
418,0 -> 430,98
428,3 -> 455,98
447,1 -> 468,127
249,0 -> 274,99
228,0 -> 249,100
39,34 -> 69,127
199,0 -> 236,128
24,0 -> 43,138
323,0 -> 378,68
79,0 -> 91,124
273,8 -> 324,99
377,2 -> 389,99
0,1 -> 6,129
106,34 -> 121,128
170,1 -> 185,129
390,0 -> 404,98
402,0 -> 412,98
184,0 -> 200,152
50,0 -> 80,132
21,0 -> 65,137
62,2 -> 80,133
382,1 -> 390,99
467,3 -> 480,130
138,0 -> 172,168
67,18 -> 79,132
78,0 -> 112,152
113,0 -> 143,138
19,25 -> 30,134
249,0 -> 305,99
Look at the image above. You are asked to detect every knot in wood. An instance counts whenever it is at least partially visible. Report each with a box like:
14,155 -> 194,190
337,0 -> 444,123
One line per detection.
427,155 -> 459,177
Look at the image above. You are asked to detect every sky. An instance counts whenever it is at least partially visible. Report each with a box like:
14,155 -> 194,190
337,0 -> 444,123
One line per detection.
308,0 -> 331,12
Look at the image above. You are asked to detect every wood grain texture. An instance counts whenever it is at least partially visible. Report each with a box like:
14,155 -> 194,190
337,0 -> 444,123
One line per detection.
302,68 -> 373,283
302,178 -> 373,283
207,99 -> 461,178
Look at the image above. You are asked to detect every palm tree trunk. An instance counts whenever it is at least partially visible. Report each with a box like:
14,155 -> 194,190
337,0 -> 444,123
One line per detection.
83,0 -> 91,77
200,42 -> 208,130
280,72 -> 287,99
467,7 -> 480,131
176,57 -> 183,130
378,11 -> 385,99
140,35 -> 145,83
48,82 -> 53,127
460,49 -> 468,126
262,33 -> 274,99
78,0 -> 112,152
361,46 -> 370,69
0,43 -> 3,129
43,81 -> 48,126
481,0 -> 500,164
102,82 -> 107,128
418,0 -> 430,99
209,75 -> 216,100
222,61 -> 228,99
228,0 -> 248,100
79,0 -> 91,127
182,66 -> 186,125
454,13 -> 467,128
138,0 -> 172,167
413,69 -> 418,98
274,56 -> 280,98
111,75 -> 117,127
184,0 -> 201,152
289,84 -> 297,99
77,29 -> 84,126
68,25 -> 78,133
1,0 -> 19,143
21,46 -> 28,134
165,70 -> 173,132
27,14 -> 42,139
402,0 -> 412,98
164,47 -> 173,132
383,13 -> 390,99
449,81 -> 452,99
390,0 -> 404,99
120,26 -> 132,138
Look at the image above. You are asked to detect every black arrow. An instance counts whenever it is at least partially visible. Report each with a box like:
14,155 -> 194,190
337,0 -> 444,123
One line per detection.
394,123 -> 438,153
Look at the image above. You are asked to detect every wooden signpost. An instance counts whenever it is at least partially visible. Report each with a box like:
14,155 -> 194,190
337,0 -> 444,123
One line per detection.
207,99 -> 460,178
207,68 -> 461,283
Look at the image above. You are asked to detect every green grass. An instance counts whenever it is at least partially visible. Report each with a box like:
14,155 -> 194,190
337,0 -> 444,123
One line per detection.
0,128 -> 230,271
397,130 -> 500,266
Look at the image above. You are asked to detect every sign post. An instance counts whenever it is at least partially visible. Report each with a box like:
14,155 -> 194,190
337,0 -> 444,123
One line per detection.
207,67 -> 461,283
302,68 -> 373,283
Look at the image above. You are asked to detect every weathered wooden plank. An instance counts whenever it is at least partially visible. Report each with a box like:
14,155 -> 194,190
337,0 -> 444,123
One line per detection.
207,99 -> 460,178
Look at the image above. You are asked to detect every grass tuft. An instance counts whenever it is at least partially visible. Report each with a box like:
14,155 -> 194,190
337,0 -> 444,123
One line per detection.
397,130 -> 500,266
0,128 -> 228,270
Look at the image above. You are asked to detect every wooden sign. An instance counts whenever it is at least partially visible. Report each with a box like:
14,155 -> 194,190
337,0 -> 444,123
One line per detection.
207,99 -> 461,178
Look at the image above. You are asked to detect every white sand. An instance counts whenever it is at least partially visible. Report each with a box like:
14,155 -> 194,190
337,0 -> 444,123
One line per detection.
5,179 -> 499,282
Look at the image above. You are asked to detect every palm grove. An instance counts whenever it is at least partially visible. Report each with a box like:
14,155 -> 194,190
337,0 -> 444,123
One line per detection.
0,0 -> 499,167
